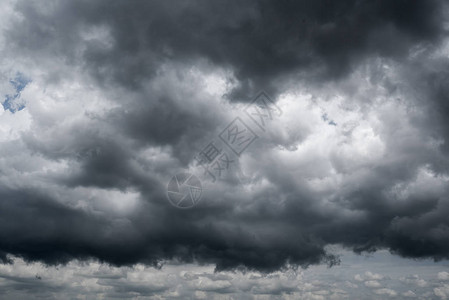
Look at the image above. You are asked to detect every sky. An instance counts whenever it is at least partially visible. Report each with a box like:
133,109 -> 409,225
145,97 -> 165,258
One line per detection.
1,0 -> 449,299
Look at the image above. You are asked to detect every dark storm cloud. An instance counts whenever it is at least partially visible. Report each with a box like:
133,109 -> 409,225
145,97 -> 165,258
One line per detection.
8,0 -> 447,98
400,57 -> 449,158
106,90 -> 228,165
91,0 -> 446,98
1,0 -> 449,275
0,185 -> 338,272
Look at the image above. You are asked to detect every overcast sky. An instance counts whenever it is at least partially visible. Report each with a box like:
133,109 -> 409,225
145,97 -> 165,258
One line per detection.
1,0 -> 449,299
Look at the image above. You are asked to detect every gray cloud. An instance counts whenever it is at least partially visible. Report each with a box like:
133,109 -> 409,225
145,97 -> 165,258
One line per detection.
1,0 -> 449,282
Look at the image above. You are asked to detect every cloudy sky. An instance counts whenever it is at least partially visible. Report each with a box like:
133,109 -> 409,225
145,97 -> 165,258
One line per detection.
1,0 -> 449,298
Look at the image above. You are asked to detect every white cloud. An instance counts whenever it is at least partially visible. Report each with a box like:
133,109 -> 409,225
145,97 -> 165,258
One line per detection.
435,284 -> 449,300
345,281 -> 358,289
374,288 -> 398,297
439,272 -> 449,281
365,271 -> 384,281
354,274 -> 364,282
402,290 -> 417,297
400,275 -> 428,287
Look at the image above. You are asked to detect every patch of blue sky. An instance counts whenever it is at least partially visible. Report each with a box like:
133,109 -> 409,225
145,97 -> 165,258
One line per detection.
322,112 -> 337,126
2,73 -> 31,113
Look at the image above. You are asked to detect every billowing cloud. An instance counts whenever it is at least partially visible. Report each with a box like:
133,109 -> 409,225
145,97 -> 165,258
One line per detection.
1,0 -> 449,280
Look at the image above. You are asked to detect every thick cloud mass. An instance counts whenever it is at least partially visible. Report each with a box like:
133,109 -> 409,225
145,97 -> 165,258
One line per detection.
1,0 -> 449,273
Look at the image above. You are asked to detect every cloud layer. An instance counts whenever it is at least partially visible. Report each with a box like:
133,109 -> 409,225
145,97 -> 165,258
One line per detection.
1,0 -> 449,274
